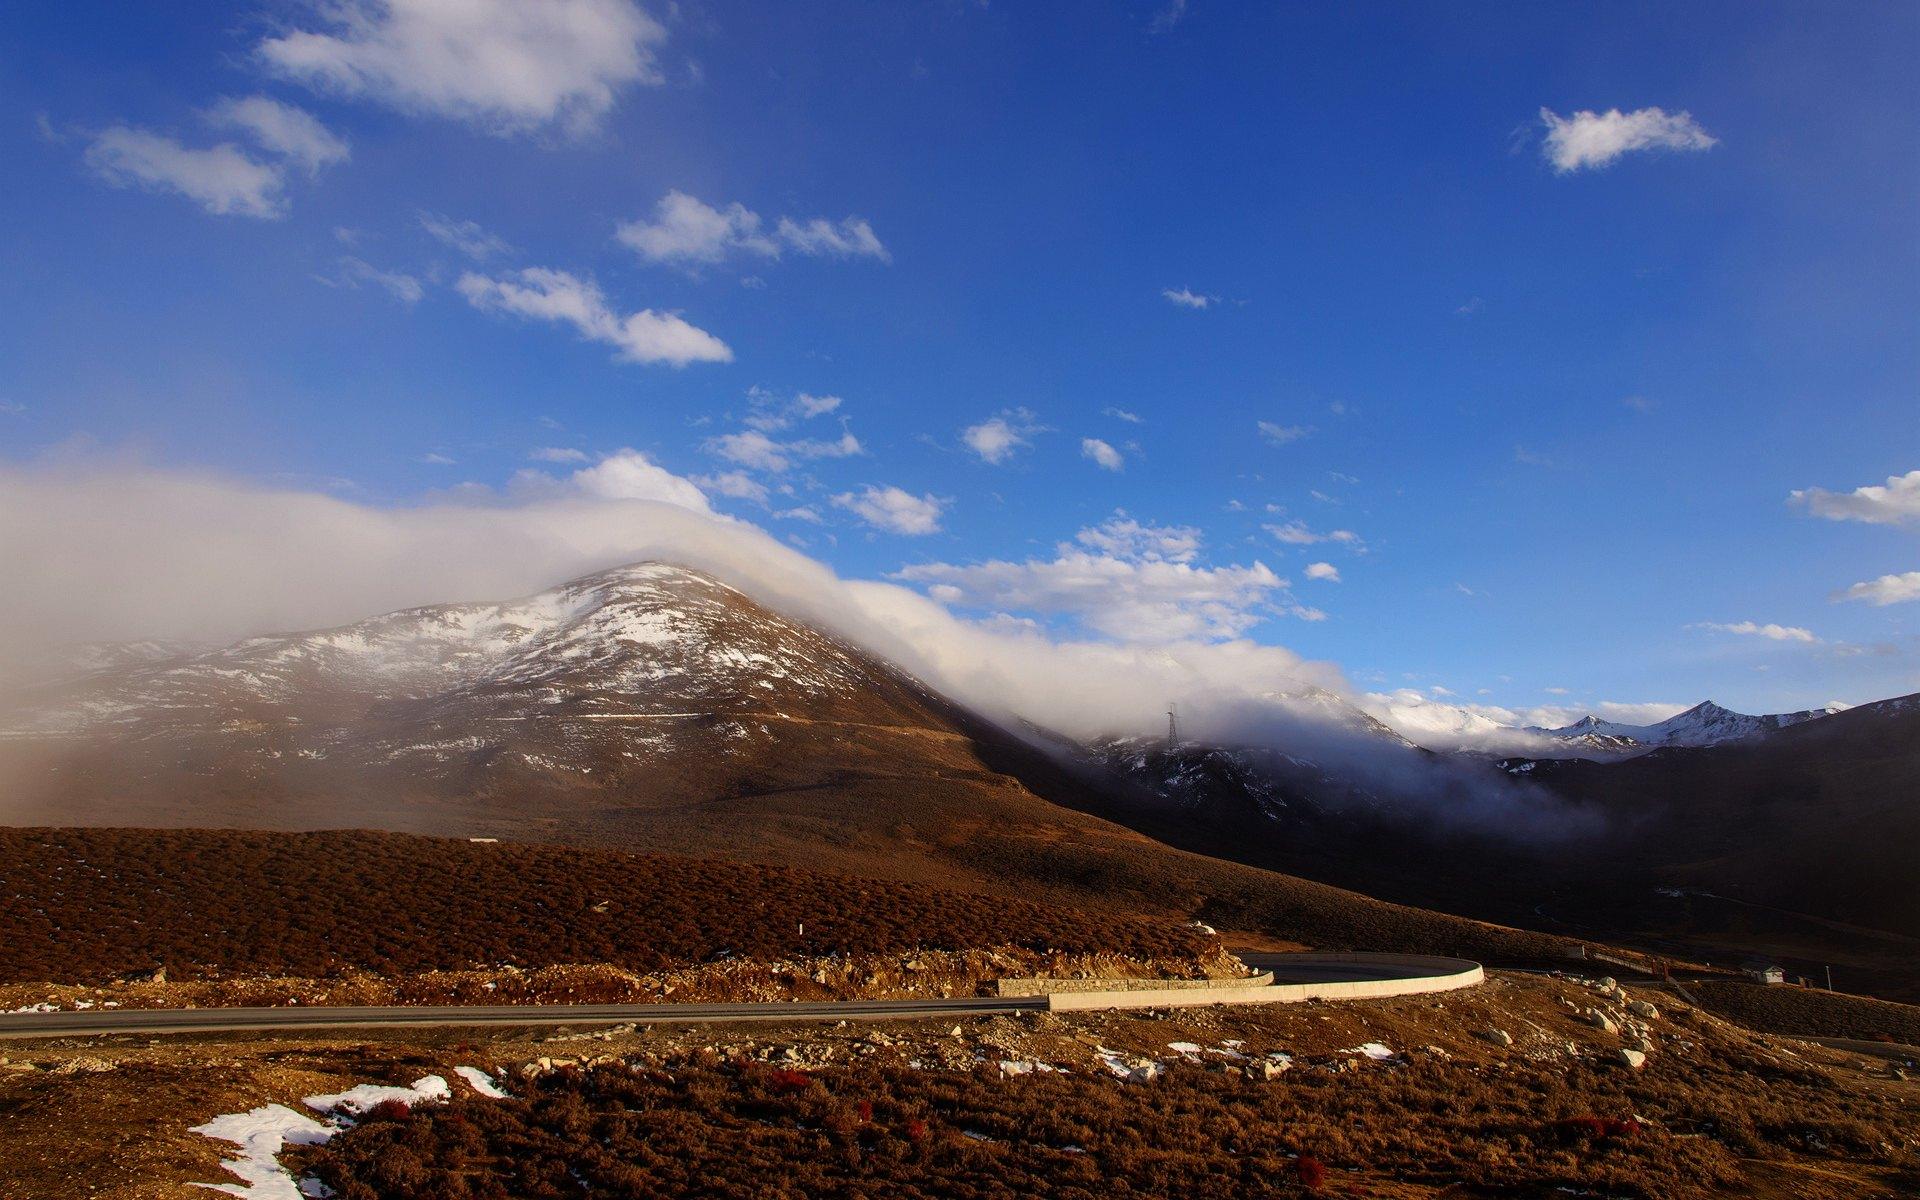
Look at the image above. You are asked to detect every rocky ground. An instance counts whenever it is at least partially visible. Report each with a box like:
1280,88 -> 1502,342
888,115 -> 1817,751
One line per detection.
1,970 -> 1913,1198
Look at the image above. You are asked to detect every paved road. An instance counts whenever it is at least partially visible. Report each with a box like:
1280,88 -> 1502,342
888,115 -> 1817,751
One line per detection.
0,952 -> 1483,1040
0,996 -> 1048,1040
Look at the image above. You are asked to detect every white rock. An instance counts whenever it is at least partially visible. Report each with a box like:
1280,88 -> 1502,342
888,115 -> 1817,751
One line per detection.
1628,1000 -> 1660,1020
1477,1029 -> 1514,1047
1619,1048 -> 1647,1070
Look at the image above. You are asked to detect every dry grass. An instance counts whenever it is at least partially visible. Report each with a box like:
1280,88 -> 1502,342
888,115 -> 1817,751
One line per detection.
1688,981 -> 1920,1044
304,1048 -> 1916,1200
0,828 -> 1207,984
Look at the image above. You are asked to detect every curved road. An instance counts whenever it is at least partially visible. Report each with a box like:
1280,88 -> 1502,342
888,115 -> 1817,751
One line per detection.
0,953 -> 1482,1040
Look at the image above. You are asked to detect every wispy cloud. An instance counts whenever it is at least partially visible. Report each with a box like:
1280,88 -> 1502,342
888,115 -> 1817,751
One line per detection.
1691,620 -> 1819,644
1832,570 -> 1920,606
833,485 -> 945,535
962,409 -> 1044,465
203,96 -> 349,175
1539,106 -> 1717,172
257,0 -> 668,135
420,212 -> 512,260
898,518 -> 1285,641
1790,469 -> 1920,527
707,429 -> 861,473
1081,438 -> 1125,471
1265,521 -> 1361,548
1162,287 -> 1214,310
329,256 -> 424,304
1257,421 -> 1311,446
617,191 -> 889,266
456,268 -> 731,366
84,128 -> 286,218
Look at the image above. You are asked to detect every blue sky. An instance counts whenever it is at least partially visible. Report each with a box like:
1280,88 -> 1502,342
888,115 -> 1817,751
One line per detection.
2,0 -> 1916,723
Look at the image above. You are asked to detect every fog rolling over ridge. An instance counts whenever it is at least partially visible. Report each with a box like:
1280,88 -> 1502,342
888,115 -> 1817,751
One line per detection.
0,457 -> 1582,835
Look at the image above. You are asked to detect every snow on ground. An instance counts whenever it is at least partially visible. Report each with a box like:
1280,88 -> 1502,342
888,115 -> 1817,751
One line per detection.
189,1104 -> 332,1200
304,1075 -> 451,1117
190,1075 -> 457,1198
454,1065 -> 510,1098
1342,1041 -> 1396,1060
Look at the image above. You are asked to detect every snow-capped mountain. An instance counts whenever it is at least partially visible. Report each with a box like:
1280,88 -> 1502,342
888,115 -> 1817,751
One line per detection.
0,562 -> 1005,833
1519,700 -> 1847,754
1360,691 -> 1848,760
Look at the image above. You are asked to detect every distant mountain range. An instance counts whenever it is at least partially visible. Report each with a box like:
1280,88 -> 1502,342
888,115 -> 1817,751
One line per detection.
1359,692 -> 1851,759
1516,700 -> 1848,756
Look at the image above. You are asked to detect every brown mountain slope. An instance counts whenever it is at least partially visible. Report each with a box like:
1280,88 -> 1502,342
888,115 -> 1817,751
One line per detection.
0,562 -> 1572,965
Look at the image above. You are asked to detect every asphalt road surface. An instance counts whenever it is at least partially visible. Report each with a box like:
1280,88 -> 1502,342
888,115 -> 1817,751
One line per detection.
0,996 -> 1049,1039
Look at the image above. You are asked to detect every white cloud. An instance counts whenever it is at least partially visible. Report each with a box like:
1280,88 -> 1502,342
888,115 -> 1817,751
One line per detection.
529,447 -> 589,463
1257,421 -> 1311,446
82,127 -> 288,219
204,96 -> 349,175
1074,515 -> 1201,564
832,485 -> 945,535
456,267 -> 731,366
1692,620 -> 1819,644
0,456 -> 1592,832
1081,438 -> 1124,471
618,191 -> 777,264
1832,570 -> 1920,607
741,387 -> 843,433
962,409 -> 1042,465
692,471 -> 770,504
420,212 -> 512,260
0,458 -> 1343,747
618,192 -> 889,266
775,215 -> 890,262
1790,470 -> 1920,527
559,448 -> 712,512
1265,521 -> 1361,548
1539,106 -> 1717,172
1103,407 -> 1143,424
1162,287 -> 1213,309
333,257 -> 424,304
707,429 -> 862,474
773,505 -> 824,524
257,0 -> 666,135
419,452 -> 455,465
1304,561 -> 1340,582
897,523 -> 1283,643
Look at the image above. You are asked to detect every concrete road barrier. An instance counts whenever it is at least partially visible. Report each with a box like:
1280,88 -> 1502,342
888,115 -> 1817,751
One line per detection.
1039,953 -> 1483,1013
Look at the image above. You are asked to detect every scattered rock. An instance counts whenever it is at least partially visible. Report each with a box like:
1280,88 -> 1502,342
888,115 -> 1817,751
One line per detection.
1583,1008 -> 1618,1034
1247,1060 -> 1289,1081
1628,1000 -> 1659,1020
1618,1048 -> 1647,1070
1477,1029 -> 1514,1047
